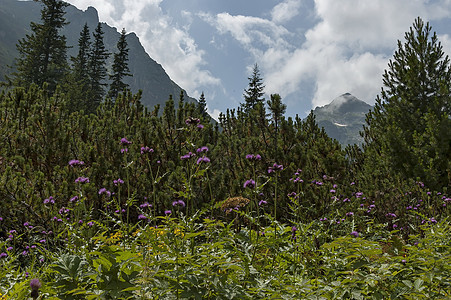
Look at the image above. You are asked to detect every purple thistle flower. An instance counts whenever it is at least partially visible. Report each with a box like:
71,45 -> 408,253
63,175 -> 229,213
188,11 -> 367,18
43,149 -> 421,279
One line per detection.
181,152 -> 195,160
330,189 -> 336,193
113,178 -> 124,186
121,148 -> 128,154
141,146 -> 154,154
197,124 -> 204,129
68,159 -> 85,166
43,196 -> 55,205
98,188 -> 111,197
140,202 -> 152,208
69,196 -> 79,202
172,200 -> 186,208
164,210 -> 172,215
243,179 -> 256,189
196,146 -> 209,153
258,200 -> 267,206
287,192 -> 297,198
196,156 -> 210,164
87,221 -> 94,227
350,231 -> 359,238
30,278 -> 41,290
6,247 -> 13,251
0,253 -> 7,258
75,176 -> 89,184
0,217 -> 2,221
268,163 -> 283,173
138,214 -> 147,220
346,212 -> 354,217
120,137 -> 132,145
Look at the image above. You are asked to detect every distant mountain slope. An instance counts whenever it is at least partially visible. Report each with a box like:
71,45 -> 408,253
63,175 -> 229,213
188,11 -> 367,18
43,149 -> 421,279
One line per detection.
0,0 -> 197,109
313,93 -> 372,145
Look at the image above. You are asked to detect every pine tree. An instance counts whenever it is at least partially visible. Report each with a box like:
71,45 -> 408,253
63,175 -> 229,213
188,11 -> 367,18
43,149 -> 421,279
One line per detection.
67,23 -> 91,112
243,63 -> 265,112
108,28 -> 132,100
363,17 -> 451,190
12,0 -> 69,92
197,92 -> 208,119
88,23 -> 110,112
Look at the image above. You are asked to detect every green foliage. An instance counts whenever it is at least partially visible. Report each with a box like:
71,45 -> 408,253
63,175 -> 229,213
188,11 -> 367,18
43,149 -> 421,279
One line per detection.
11,0 -> 69,92
108,28 -> 132,101
0,15 -> 450,300
362,17 -> 451,191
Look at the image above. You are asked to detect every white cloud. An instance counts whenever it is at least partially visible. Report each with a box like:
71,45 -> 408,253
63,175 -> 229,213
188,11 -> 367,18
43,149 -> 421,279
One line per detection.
271,0 -> 302,24
66,0 -> 220,98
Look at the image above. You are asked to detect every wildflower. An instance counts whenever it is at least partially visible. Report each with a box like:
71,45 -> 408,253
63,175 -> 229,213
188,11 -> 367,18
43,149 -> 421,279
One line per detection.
393,224 -> 398,229
350,231 -> 359,238
22,250 -> 28,256
120,137 -> 132,145
401,259 -> 407,264
346,212 -> 354,217
113,178 -> 124,186
138,214 -> 147,220
69,196 -> 79,202
121,148 -> 128,154
140,202 -> 151,208
330,189 -> 336,193
87,221 -> 94,227
268,163 -> 283,173
30,278 -> 41,299
172,200 -> 186,208
98,188 -> 111,197
350,182 -> 355,185
68,159 -> 84,166
258,200 -> 267,206
196,146 -> 209,153
164,210 -> 172,215
141,146 -> 154,154
197,124 -> 204,129
78,220 -> 83,225
43,196 -> 55,205
243,179 -> 256,189
287,192 -> 297,198
75,176 -> 89,184
386,213 -> 397,218
0,253 -> 7,258
181,152 -> 195,160
196,156 -> 210,164
246,154 -> 262,161
7,247 -> 13,251
0,217 -> 2,221
355,192 -> 363,198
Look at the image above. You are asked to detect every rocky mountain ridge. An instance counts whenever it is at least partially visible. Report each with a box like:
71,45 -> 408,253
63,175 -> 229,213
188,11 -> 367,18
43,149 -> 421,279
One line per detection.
0,0 -> 197,109
313,93 -> 373,145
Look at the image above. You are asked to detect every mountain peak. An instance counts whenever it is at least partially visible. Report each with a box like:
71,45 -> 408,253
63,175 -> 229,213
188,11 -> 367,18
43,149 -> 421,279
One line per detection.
320,93 -> 371,114
312,93 -> 373,145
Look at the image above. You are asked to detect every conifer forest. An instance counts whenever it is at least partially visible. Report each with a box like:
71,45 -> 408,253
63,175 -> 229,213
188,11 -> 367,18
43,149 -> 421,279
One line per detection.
0,1 -> 450,299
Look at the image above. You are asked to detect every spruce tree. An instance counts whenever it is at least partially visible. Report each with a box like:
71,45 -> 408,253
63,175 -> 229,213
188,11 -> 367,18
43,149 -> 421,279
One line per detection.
108,28 -> 132,100
12,0 -> 69,92
197,92 -> 209,119
243,63 -> 265,112
67,23 -> 91,112
88,23 -> 110,113
363,17 -> 451,190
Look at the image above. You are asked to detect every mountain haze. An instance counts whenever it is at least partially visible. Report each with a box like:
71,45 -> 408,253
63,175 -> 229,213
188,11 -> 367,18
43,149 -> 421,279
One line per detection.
313,93 -> 372,145
0,0 -> 197,109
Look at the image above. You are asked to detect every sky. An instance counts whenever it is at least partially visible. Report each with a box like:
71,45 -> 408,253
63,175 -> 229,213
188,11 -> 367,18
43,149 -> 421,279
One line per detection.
64,0 -> 451,119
